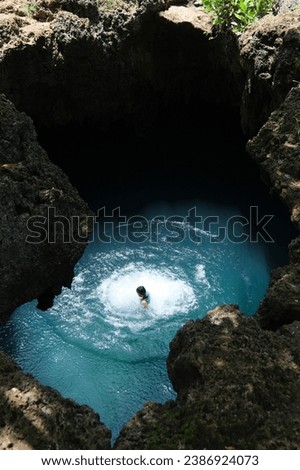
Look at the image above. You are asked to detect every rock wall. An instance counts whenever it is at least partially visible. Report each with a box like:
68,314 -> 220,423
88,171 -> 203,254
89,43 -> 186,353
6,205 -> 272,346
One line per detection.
114,5 -> 300,449
0,350 -> 111,449
0,0 -> 244,130
246,85 -> 300,329
0,0 -> 168,128
239,11 -> 300,137
114,305 -> 300,449
0,94 -> 93,323
239,5 -> 300,331
1,0 -> 300,451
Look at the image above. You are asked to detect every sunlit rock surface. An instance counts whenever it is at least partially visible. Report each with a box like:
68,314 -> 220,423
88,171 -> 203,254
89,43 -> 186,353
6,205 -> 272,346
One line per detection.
0,350 -> 111,449
114,305 -> 300,449
0,0 -> 300,451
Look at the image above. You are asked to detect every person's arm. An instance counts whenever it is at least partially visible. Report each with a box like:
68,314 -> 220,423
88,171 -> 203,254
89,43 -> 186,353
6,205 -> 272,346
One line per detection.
141,299 -> 148,308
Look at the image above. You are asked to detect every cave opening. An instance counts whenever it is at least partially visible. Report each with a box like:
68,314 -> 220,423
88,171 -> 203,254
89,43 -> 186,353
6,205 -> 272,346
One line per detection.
0,4 -> 299,446
2,97 -> 297,443
35,97 -> 296,256
36,101 -> 258,212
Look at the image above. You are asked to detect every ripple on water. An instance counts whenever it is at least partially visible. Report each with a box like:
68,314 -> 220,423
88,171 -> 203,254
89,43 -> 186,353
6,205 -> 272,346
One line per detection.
0,198 -> 282,443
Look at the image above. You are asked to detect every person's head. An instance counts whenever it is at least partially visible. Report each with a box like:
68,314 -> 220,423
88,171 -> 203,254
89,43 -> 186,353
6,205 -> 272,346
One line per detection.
136,285 -> 146,298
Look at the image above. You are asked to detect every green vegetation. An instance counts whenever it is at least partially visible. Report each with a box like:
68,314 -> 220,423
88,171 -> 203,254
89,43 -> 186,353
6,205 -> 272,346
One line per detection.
22,1 -> 37,17
97,0 -> 124,10
201,0 -> 274,32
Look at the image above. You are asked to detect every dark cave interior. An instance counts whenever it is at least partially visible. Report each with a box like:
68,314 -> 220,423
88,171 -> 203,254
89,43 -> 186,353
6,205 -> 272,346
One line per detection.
35,99 -> 298,262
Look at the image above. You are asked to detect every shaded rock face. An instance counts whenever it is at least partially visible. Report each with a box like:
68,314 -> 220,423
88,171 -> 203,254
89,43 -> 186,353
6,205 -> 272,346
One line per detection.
0,1 -> 244,130
0,0 -> 169,127
246,86 -> 300,229
123,5 -> 244,126
114,306 -> 300,449
0,0 -> 300,452
273,0 -> 300,14
114,8 -> 300,449
246,86 -> 300,329
0,94 -> 93,323
239,12 -> 300,137
0,350 -> 111,449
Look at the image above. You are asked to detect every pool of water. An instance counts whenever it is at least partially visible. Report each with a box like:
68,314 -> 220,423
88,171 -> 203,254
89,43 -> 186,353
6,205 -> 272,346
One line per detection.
0,175 -> 295,444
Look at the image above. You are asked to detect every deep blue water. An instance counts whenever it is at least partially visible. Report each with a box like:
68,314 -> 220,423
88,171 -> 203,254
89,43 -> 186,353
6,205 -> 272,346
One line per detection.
0,172 -> 296,444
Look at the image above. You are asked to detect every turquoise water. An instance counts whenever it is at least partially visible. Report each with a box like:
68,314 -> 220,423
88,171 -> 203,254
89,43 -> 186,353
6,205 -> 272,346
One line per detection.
0,179 -> 295,444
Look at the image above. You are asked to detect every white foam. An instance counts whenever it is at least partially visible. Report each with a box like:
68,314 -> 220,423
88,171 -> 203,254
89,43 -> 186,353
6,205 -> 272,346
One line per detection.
195,264 -> 210,288
96,263 -> 197,329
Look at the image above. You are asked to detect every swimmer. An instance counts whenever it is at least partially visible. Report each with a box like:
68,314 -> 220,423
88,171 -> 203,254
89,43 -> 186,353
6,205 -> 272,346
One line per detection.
136,285 -> 149,309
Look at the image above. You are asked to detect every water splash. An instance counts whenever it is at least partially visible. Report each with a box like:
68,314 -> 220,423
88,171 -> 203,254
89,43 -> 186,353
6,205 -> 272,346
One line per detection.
96,263 -> 197,330
0,196 -> 284,443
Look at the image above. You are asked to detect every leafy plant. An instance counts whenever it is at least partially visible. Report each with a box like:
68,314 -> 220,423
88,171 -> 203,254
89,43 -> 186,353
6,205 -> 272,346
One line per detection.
97,0 -> 123,10
22,1 -> 37,17
201,0 -> 274,32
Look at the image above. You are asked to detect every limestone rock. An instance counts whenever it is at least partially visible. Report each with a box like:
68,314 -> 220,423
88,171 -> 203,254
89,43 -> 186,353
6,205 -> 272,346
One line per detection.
114,305 -> 300,449
246,87 -> 300,328
0,350 -> 111,449
240,11 -> 300,137
0,0 -> 300,452
0,0 -> 170,128
246,85 -> 300,229
0,0 -> 243,129
0,94 -> 93,322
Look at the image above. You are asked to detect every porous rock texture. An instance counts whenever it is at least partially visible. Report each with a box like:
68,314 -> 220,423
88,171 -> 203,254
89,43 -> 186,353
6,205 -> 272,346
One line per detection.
240,9 -> 300,137
114,4 -> 300,449
114,305 -> 300,449
0,94 -> 93,323
1,0 -> 300,451
0,0 -> 244,129
246,86 -> 300,329
0,350 -> 111,449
